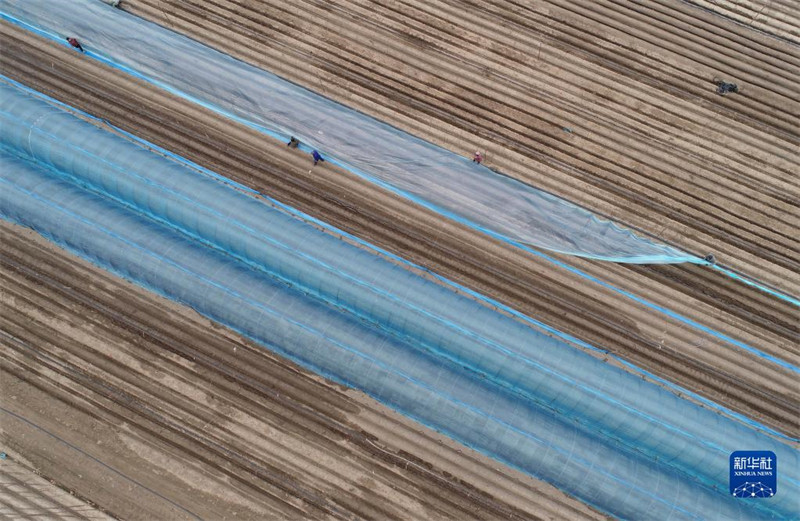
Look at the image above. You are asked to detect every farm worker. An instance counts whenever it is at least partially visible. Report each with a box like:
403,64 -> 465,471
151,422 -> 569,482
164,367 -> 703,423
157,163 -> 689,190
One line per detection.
472,151 -> 483,164
66,37 -> 84,52
312,150 -> 324,166
287,136 -> 300,148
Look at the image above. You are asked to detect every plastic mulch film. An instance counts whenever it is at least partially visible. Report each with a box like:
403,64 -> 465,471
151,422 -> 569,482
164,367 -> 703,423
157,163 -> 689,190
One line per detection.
1,82 -> 797,521
0,0 -> 701,264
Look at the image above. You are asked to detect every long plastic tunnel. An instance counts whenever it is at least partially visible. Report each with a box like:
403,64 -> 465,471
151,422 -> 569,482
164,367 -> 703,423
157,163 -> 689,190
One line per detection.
0,0 -> 701,264
1,82 -> 796,520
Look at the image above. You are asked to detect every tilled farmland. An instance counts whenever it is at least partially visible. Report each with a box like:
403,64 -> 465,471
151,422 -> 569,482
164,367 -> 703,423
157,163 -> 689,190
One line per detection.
123,0 -> 799,294
0,0 -> 798,519
2,222 -> 603,520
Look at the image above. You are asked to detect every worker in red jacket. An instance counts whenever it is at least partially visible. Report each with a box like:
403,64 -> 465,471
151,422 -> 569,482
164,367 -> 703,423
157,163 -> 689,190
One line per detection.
66,37 -> 84,52
472,151 -> 483,164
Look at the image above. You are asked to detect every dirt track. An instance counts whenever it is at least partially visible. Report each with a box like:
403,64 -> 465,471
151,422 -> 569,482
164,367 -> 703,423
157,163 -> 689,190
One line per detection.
1,222 -> 605,521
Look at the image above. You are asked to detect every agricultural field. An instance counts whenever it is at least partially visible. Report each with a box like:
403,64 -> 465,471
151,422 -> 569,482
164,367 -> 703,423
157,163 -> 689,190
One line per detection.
1,0 -> 797,519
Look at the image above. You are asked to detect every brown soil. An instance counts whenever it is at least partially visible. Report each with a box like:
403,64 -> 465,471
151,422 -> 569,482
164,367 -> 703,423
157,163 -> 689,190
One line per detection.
0,0 -> 798,517
1,222 -> 605,521
1,22 -> 796,437
0,452 -> 114,520
123,0 -> 800,296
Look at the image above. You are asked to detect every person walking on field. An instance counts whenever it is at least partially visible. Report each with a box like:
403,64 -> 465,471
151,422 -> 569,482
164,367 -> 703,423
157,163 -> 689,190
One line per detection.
66,37 -> 84,52
472,151 -> 483,164
312,150 -> 324,166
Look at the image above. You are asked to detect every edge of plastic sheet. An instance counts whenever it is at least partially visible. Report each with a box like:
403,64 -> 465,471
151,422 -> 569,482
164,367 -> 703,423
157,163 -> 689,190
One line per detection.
2,151 -> 795,521
0,8 -> 701,261
3,75 -> 795,444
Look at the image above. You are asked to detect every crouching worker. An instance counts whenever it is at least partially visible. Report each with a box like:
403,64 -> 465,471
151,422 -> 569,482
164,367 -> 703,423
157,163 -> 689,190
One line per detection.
287,136 -> 300,148
714,78 -> 738,95
312,150 -> 324,166
66,37 -> 84,52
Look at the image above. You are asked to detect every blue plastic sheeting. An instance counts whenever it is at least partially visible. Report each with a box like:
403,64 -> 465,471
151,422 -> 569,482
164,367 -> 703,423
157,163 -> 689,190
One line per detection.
0,0 -> 700,265
14,8 -> 797,362
1,82 -> 798,521
9,76 -> 791,444
3,155 -> 797,521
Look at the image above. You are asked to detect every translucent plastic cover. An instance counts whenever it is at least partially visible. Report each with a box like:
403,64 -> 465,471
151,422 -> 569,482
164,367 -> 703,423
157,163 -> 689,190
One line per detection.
1,81 -> 796,521
0,0 -> 700,264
